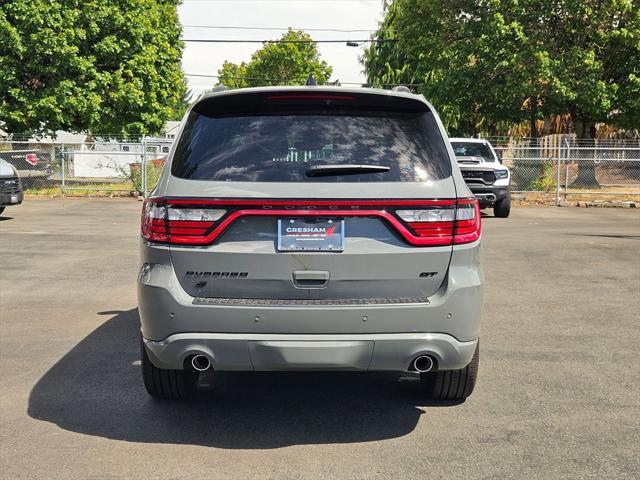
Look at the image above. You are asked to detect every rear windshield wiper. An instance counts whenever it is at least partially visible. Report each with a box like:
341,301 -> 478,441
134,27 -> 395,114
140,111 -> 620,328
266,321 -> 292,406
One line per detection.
306,164 -> 391,177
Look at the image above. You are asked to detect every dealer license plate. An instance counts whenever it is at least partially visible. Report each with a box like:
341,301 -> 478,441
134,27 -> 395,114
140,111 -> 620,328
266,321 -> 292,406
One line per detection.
277,218 -> 344,252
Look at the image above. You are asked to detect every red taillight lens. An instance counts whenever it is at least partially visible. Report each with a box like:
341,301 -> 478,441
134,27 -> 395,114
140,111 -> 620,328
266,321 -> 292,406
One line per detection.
141,198 -> 225,244
453,198 -> 481,244
396,207 -> 456,245
267,94 -> 356,101
141,198 -> 168,242
395,198 -> 481,245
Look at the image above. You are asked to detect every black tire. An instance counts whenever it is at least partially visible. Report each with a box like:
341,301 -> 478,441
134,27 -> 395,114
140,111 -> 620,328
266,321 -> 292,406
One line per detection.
140,335 -> 198,399
493,195 -> 511,218
420,342 -> 479,400
0,207 -> 5,215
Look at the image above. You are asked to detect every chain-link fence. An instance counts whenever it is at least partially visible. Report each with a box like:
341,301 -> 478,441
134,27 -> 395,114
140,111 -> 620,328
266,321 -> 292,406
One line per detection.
0,138 -> 172,197
0,141 -> 60,192
2,136 -> 639,203
493,137 -> 640,203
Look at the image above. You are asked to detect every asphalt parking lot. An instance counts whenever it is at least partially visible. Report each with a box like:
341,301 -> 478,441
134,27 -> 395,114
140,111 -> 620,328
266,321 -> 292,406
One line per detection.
0,198 -> 638,479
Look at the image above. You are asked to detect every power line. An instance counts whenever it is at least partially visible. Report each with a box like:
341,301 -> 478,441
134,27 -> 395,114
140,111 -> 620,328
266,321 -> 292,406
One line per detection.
182,38 -> 394,43
182,25 -> 380,33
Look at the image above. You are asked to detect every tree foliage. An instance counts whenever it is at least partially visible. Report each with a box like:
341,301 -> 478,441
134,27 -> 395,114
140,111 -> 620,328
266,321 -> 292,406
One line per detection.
218,60 -> 249,89
218,29 -> 333,88
170,82 -> 193,121
0,0 -> 185,136
363,0 -> 640,137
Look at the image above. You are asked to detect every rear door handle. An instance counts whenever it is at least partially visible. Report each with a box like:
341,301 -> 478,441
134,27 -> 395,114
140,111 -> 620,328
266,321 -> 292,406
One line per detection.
292,270 -> 330,288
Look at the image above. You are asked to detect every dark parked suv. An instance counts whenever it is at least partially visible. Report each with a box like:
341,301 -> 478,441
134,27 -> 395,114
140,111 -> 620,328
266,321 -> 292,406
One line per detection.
138,86 -> 483,400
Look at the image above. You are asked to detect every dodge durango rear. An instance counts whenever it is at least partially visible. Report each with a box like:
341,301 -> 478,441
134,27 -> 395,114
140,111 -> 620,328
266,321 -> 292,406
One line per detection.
137,86 -> 483,400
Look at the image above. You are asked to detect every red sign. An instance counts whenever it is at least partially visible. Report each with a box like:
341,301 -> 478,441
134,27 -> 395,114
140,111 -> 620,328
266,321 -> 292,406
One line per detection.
25,153 -> 38,166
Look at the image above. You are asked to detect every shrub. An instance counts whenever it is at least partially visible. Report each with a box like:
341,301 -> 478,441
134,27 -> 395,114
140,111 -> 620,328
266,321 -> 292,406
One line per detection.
532,162 -> 556,192
126,159 -> 164,193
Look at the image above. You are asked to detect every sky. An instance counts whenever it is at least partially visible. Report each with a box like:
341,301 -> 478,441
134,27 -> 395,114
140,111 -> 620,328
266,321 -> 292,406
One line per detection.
178,0 -> 386,96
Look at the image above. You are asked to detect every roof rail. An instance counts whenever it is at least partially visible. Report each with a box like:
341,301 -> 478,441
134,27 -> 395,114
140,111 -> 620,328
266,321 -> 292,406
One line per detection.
305,74 -> 317,86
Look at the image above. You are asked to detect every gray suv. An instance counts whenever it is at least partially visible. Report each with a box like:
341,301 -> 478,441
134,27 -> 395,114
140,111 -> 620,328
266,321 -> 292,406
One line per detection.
138,86 -> 483,400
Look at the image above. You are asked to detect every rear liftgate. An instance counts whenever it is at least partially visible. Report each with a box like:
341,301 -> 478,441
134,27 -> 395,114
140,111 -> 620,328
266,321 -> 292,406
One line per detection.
142,197 -> 481,303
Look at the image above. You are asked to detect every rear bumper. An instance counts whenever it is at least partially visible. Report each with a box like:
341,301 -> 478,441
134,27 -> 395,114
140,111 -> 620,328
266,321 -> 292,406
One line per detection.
467,185 -> 509,206
137,242 -> 483,372
143,332 -> 478,372
0,192 -> 23,206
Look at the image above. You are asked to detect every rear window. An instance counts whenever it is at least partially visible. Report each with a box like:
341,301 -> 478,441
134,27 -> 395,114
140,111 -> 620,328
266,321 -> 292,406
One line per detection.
171,106 -> 452,182
451,142 -> 495,162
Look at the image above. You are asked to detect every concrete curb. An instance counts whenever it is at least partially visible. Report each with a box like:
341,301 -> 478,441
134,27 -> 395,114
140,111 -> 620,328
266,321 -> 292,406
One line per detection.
558,200 -> 637,208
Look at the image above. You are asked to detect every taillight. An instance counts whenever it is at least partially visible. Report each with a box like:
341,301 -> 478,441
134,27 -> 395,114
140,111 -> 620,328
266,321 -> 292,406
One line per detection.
396,198 -> 481,245
141,199 -> 168,242
267,94 -> 356,101
141,198 -> 480,247
141,198 -> 226,244
396,207 -> 456,242
453,198 -> 481,244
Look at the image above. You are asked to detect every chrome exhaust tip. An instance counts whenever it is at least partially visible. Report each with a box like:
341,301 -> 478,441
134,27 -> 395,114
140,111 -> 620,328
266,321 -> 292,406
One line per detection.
412,355 -> 434,373
191,354 -> 211,372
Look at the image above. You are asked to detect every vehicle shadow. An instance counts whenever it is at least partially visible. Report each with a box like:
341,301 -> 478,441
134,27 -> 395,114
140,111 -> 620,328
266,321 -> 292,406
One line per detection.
28,309 -> 461,449
0,215 -> 13,221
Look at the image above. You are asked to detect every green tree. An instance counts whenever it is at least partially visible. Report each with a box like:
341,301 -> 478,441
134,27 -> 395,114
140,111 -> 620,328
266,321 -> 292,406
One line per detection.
170,83 -> 192,120
0,0 -> 185,136
363,1 -> 551,136
217,60 -> 249,89
217,29 -> 333,88
540,0 -> 640,185
542,0 -> 640,134
363,0 -> 640,147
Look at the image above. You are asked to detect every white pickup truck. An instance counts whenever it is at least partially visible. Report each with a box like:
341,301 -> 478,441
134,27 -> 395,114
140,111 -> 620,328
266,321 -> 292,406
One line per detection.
450,138 -> 511,218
